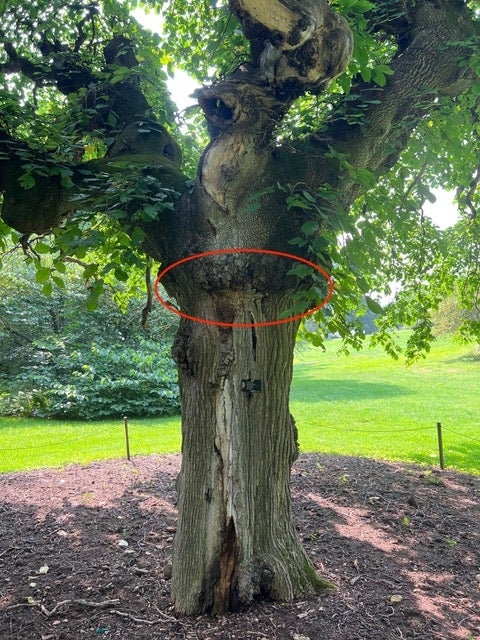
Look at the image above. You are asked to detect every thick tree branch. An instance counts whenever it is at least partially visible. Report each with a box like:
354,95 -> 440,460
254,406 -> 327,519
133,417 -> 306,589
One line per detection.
323,0 -> 478,183
1,42 -> 49,78
0,27 -> 181,237
1,0 -> 478,268
198,0 -> 353,141
0,119 -> 186,236
191,0 -> 354,240
1,33 -> 151,131
251,0 -> 479,218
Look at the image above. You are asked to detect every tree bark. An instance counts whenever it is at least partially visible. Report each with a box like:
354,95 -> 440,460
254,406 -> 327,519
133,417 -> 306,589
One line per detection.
142,0 -> 479,615
170,284 -> 331,614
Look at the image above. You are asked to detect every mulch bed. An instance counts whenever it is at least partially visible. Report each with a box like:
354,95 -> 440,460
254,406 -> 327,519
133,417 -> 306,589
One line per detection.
1,453 -> 479,640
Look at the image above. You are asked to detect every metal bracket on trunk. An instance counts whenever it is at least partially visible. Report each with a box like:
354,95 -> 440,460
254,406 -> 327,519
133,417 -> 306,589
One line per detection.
241,379 -> 262,392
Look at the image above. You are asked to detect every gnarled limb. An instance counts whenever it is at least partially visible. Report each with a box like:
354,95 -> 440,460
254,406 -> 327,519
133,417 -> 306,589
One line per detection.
230,0 -> 353,92
193,0 -> 353,225
197,0 -> 353,140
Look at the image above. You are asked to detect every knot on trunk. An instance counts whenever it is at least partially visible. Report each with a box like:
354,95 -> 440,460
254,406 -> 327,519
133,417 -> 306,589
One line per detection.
196,83 -> 285,139
107,120 -> 182,166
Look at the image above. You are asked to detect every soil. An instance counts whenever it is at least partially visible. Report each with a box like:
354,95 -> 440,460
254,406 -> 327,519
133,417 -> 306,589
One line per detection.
1,453 -> 479,640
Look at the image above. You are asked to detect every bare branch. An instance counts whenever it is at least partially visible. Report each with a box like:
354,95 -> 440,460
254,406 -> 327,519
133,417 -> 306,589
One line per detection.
7,597 -> 178,626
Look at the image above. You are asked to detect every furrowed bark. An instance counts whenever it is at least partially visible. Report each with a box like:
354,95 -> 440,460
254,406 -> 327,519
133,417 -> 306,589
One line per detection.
140,0 -> 479,615
170,286 -> 332,614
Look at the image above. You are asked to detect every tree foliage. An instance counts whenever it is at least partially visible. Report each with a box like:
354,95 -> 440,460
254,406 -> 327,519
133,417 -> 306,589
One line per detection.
0,254 -> 179,418
1,0 -> 478,357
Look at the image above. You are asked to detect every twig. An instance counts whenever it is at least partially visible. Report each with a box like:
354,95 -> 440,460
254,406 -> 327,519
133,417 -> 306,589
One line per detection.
5,602 -> 36,611
60,256 -> 94,269
110,609 -> 167,625
42,598 -> 120,617
7,598 -> 119,617
7,598 -> 177,626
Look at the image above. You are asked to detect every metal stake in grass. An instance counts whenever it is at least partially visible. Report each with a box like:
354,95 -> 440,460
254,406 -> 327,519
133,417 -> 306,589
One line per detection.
124,416 -> 131,461
437,422 -> 445,470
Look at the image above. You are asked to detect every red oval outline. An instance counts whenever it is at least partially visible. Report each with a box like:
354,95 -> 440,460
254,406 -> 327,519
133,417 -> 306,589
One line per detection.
153,248 -> 334,328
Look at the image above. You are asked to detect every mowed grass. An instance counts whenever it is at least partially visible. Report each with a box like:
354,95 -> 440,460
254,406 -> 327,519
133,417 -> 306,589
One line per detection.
0,332 -> 479,474
292,333 -> 480,474
0,415 -> 181,473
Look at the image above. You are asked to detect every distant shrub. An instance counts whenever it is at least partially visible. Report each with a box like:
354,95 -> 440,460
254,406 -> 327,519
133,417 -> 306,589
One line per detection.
0,256 -> 180,419
0,339 -> 179,419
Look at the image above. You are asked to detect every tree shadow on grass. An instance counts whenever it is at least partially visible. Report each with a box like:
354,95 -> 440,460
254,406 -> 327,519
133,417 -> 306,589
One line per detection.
448,349 -> 480,363
292,378 -> 410,402
1,453 -> 479,639
440,433 -> 480,475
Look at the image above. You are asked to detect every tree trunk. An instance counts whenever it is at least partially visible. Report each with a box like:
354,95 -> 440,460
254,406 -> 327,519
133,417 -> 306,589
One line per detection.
170,287 -> 331,614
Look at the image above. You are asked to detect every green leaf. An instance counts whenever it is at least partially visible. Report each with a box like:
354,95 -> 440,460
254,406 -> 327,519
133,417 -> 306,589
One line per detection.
142,204 -> 159,220
86,295 -> 99,312
35,242 -> 51,254
35,267 -> 51,284
53,259 -> 66,273
301,190 -> 316,203
114,268 -> 129,282
130,226 -> 146,243
239,200 -> 261,215
301,220 -> 320,235
19,173 -> 36,189
365,295 -> 384,315
360,67 -> 372,83
83,264 -> 98,279
356,275 -> 370,293
60,175 -> 74,189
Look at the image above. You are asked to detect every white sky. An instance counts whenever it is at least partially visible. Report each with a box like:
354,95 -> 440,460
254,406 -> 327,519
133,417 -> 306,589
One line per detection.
132,9 -> 459,231
167,69 -> 201,112
423,189 -> 458,230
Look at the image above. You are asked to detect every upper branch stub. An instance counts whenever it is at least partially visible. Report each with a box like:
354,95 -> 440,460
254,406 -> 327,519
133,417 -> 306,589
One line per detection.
230,0 -> 353,94
196,0 -> 353,139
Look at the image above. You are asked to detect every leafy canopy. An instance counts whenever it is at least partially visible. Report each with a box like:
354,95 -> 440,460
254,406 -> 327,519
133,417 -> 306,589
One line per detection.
0,0 -> 479,358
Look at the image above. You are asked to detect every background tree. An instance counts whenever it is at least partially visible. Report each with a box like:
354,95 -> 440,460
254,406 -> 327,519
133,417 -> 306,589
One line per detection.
1,0 -> 479,615
0,253 -> 179,418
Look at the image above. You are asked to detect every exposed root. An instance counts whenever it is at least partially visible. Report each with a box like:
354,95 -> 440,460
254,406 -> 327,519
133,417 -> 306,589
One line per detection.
7,598 -> 178,625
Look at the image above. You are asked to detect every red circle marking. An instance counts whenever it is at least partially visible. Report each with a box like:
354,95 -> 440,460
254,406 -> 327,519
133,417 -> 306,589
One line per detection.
153,248 -> 333,328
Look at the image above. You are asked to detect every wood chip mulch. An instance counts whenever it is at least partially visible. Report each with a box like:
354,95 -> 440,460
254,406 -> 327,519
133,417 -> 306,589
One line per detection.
1,453 -> 479,640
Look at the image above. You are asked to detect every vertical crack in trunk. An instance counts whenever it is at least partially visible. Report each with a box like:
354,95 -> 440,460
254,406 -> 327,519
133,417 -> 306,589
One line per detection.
251,323 -> 257,362
171,289 -> 333,614
213,516 -> 239,613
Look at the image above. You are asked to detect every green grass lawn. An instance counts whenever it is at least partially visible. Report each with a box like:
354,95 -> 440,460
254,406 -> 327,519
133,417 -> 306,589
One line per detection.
292,333 -> 480,474
1,332 -> 479,474
0,415 -> 181,473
